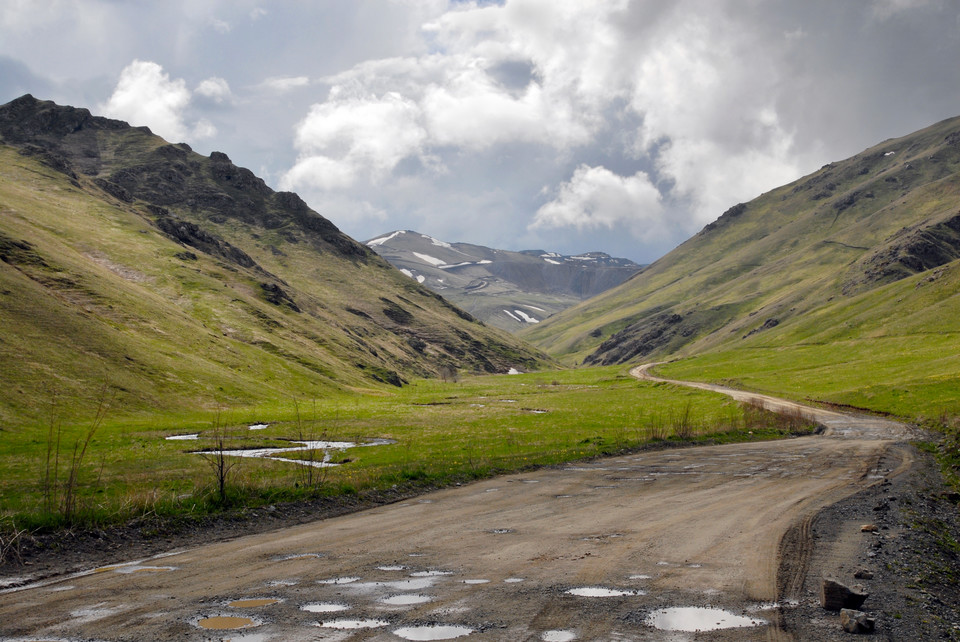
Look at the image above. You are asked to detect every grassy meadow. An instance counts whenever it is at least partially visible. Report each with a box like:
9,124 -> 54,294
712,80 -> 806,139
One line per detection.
0,366 -> 813,543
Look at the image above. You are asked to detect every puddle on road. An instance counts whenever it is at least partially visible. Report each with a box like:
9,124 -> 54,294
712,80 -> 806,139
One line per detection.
565,587 -> 640,597
490,528 -> 514,534
378,565 -> 407,571
197,616 -> 258,630
504,578 -> 524,583
318,576 -> 361,584
302,603 -> 350,613
380,594 -> 434,605
629,574 -> 652,580
393,624 -> 474,640
542,631 -> 577,642
273,552 -> 323,561
462,579 -> 489,585
317,618 -> 389,629
645,607 -> 766,632
228,598 -> 281,608
410,570 -> 453,577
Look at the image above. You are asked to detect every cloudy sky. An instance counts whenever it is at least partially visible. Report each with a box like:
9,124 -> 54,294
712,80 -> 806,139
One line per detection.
2,0 -> 959,262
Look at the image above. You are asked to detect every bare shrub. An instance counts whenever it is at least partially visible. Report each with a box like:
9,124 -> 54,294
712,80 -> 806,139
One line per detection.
199,406 -> 241,506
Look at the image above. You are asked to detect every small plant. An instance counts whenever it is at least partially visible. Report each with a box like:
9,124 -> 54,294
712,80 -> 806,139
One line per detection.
199,405 -> 241,506
0,517 -> 26,565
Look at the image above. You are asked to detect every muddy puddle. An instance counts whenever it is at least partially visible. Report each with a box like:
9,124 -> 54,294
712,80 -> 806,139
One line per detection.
197,615 -> 259,630
565,587 -> 640,597
393,624 -> 474,640
228,598 -> 281,608
317,618 -> 388,629
644,607 -> 766,632
317,576 -> 360,584
302,602 -> 350,613
380,594 -> 434,605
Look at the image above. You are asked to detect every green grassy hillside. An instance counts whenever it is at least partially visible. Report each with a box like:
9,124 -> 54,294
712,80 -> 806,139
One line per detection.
0,95 -> 548,427
657,258 -> 960,422
522,115 -> 960,368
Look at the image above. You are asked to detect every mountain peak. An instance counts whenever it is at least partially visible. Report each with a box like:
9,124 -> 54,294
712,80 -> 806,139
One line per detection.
365,229 -> 642,330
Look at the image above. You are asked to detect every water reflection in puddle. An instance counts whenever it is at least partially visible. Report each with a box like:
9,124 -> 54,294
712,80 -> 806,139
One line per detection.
542,631 -> 577,642
565,587 -> 639,597
352,577 -> 438,592
301,603 -> 350,613
504,578 -> 524,583
165,433 -> 198,440
249,423 -> 269,430
645,607 -> 766,632
274,552 -> 323,561
317,618 -> 389,629
228,598 -> 280,608
188,438 -> 393,469
317,576 -> 360,584
197,616 -> 258,630
393,624 -> 474,640
410,570 -> 453,577
380,594 -> 434,605
462,579 -> 489,585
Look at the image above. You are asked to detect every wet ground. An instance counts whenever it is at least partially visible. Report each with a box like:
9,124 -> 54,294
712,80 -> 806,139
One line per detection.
0,369 -> 943,641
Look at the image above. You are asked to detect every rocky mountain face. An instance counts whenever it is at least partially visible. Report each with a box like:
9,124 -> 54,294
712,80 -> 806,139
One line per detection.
522,113 -> 960,365
0,95 -> 548,424
365,230 -> 642,331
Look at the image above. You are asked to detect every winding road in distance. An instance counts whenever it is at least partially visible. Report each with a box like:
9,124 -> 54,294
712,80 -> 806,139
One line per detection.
0,365 -> 919,641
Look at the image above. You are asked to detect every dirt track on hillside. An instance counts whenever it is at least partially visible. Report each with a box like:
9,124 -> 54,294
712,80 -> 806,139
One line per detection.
0,366 -> 923,641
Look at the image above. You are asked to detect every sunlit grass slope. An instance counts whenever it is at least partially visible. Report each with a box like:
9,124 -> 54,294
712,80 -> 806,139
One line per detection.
522,115 -> 960,367
657,259 -> 960,422
0,96 -> 548,427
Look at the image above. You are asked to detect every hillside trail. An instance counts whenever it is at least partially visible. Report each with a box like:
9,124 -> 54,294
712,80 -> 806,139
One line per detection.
0,367 -> 921,641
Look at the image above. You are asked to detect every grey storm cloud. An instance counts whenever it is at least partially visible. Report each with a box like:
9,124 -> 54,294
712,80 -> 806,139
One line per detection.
1,0 -> 959,263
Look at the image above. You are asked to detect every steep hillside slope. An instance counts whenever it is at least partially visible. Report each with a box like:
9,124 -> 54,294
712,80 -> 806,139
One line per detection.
365,230 -> 641,330
0,95 -> 547,425
523,114 -> 960,365
657,259 -> 960,419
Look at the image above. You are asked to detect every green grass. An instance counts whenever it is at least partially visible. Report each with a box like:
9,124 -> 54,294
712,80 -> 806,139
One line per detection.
0,366 -> 812,538
655,261 -> 960,423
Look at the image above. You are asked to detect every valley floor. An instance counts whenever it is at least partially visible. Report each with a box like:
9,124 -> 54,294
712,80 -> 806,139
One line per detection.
2,374 -> 957,640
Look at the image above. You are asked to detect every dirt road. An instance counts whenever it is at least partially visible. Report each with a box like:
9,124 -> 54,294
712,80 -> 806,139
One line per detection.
0,367 -> 919,641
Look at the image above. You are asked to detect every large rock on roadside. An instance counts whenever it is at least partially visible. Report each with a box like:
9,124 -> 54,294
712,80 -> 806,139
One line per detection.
821,578 -> 869,610
840,608 -> 876,634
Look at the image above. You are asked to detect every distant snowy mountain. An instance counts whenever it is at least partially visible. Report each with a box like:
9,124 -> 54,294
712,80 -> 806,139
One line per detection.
366,230 -> 643,331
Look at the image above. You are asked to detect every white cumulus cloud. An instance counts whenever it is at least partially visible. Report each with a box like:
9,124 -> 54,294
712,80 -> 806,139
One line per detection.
195,76 -> 233,104
281,90 -> 427,191
100,60 -> 216,142
531,165 -> 663,240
